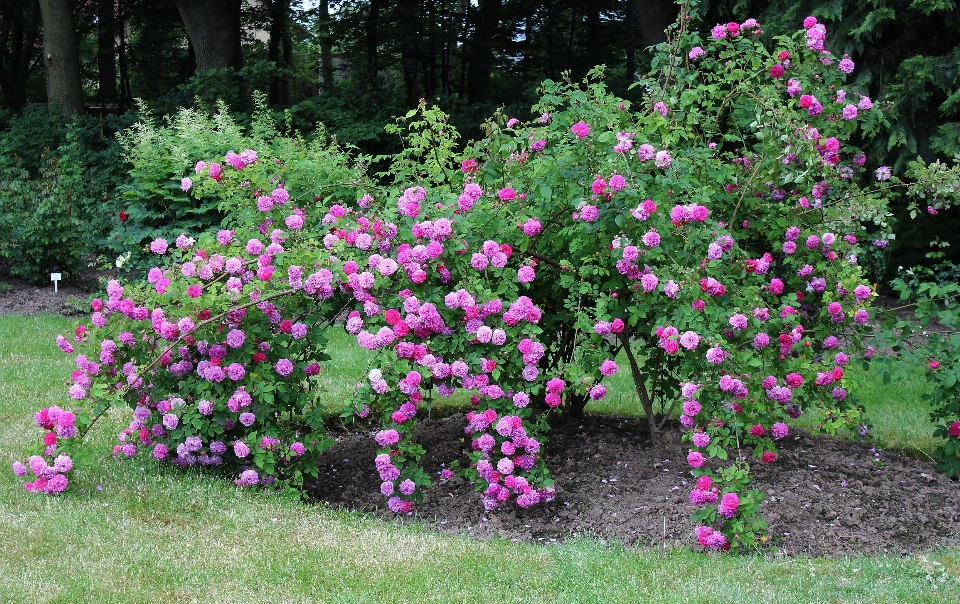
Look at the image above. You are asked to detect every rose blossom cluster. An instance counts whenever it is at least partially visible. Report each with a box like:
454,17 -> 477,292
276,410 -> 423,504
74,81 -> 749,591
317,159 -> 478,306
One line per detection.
12,406 -> 77,493
466,410 -> 553,511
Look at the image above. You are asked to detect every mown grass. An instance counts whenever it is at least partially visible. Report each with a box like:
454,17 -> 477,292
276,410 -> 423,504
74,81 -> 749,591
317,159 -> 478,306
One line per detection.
1,315 -> 958,603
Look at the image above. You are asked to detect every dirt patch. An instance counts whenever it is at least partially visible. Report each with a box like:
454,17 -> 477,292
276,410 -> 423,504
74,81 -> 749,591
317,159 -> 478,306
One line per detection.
0,277 -> 90,317
307,414 -> 960,557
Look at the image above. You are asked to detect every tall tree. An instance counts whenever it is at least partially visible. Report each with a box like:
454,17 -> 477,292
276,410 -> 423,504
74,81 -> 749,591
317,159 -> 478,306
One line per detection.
636,0 -> 675,47
0,0 -> 42,110
316,0 -> 333,92
625,0 -> 636,85
96,0 -> 117,105
396,0 -> 422,104
584,0 -> 600,71
266,0 -> 293,104
365,0 -> 382,73
468,0 -> 502,103
174,0 -> 243,72
38,0 -> 84,115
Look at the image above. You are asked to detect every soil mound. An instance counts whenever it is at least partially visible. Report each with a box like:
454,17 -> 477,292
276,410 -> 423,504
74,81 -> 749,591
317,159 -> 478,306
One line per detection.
307,414 -> 960,557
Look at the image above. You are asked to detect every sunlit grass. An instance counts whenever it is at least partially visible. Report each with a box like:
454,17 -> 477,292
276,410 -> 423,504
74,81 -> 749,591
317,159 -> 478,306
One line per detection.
1,315 -> 958,602
792,361 -> 945,457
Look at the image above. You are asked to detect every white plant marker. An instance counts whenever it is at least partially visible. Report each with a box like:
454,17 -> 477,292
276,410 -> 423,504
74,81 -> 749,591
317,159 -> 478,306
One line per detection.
51,272 -> 61,293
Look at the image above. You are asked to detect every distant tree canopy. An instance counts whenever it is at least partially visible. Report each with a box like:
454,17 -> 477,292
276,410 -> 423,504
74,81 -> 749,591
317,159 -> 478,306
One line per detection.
1,0 -> 958,266
1,1 -> 953,159
0,0 -> 960,280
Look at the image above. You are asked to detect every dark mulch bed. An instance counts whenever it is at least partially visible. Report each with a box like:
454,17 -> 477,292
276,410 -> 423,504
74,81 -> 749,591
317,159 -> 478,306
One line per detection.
307,414 -> 960,557
0,271 -> 100,317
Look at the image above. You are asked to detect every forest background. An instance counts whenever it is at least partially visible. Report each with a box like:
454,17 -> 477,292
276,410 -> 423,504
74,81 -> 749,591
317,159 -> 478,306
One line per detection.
0,0 -> 957,286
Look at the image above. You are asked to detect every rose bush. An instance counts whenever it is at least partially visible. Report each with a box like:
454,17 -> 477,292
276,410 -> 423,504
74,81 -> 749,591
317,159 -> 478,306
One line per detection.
872,160 -> 960,477
14,12 -> 956,552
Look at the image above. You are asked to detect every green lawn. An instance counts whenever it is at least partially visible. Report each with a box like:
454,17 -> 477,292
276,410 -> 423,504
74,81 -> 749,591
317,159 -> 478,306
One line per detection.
1,315 -> 958,603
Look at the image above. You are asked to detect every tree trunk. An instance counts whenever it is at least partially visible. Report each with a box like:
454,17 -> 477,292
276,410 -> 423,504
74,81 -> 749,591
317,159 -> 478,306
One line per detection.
585,1 -> 600,73
468,0 -> 502,104
266,0 -> 292,104
636,0 -> 675,47
546,0 -> 553,77
426,0 -> 436,98
117,0 -> 131,111
173,0 -> 243,72
0,0 -> 42,110
267,0 -> 280,103
565,3 -> 577,72
96,0 -> 117,105
281,8 -> 292,104
365,0 -> 381,73
318,0 -> 333,93
397,0 -> 420,104
625,0 -> 636,86
39,0 -> 84,116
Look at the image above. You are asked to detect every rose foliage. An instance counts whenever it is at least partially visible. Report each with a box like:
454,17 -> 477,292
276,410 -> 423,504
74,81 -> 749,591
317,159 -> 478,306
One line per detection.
14,15 -> 957,551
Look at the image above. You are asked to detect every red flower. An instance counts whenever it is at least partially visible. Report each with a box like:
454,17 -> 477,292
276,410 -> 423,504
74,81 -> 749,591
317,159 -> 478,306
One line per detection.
279,320 -> 293,334
252,352 -> 267,364
761,451 -> 777,463
769,64 -> 785,78
118,210 -> 129,222
43,432 -> 57,446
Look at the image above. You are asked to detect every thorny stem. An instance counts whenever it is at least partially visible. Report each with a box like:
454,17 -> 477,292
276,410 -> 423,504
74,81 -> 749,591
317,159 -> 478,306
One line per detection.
525,251 -> 562,270
617,330 -> 659,438
655,4 -> 688,106
875,292 -> 960,314
77,287 -> 299,441
797,182 -> 909,216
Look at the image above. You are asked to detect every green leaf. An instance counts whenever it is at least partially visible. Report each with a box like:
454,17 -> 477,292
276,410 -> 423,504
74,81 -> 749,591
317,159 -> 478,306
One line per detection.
944,372 -> 957,389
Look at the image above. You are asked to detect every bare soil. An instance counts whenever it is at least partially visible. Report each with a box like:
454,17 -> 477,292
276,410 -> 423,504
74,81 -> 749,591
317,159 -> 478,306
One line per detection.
307,414 -> 960,556
0,276 -> 93,317
3,277 -> 957,556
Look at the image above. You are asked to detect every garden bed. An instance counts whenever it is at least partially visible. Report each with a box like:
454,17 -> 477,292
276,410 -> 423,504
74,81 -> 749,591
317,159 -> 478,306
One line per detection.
3,277 -> 956,557
0,269 -> 102,317
308,414 -> 960,557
